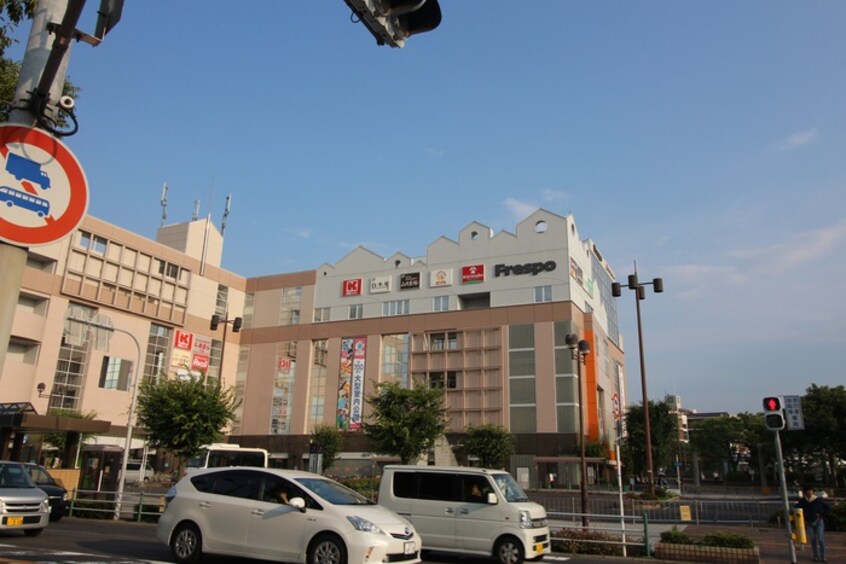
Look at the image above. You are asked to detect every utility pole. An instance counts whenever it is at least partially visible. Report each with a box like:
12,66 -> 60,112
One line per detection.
0,0 -> 72,378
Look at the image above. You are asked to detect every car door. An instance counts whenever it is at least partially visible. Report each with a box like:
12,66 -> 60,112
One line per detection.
455,475 -> 501,553
409,472 -> 459,551
200,470 -> 262,555
247,474 -> 320,561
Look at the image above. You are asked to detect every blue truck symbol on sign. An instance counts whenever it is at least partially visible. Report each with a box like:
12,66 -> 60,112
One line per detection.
6,152 -> 51,189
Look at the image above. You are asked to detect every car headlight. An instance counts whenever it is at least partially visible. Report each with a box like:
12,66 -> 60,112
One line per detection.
519,510 -> 532,529
62,492 -> 68,502
0,500 -> 6,513
40,499 -> 50,512
346,515 -> 387,535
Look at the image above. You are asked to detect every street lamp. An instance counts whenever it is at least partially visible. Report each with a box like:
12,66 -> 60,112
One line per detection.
612,268 -> 663,495
64,313 -> 140,520
565,333 -> 591,527
209,312 -> 242,381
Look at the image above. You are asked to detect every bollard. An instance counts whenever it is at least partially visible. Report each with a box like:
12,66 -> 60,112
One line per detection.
643,512 -> 650,557
790,508 -> 807,545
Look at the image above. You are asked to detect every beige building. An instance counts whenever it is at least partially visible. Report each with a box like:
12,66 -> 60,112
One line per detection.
2,209 -> 626,487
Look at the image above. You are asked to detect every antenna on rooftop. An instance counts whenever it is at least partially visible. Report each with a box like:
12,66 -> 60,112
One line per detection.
221,193 -> 232,236
160,183 -> 168,226
192,200 -> 200,221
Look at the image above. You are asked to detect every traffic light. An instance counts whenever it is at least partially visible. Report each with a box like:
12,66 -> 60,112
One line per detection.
763,396 -> 785,431
210,314 -> 220,331
343,0 -> 442,48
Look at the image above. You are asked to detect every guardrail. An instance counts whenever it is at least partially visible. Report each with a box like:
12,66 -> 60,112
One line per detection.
67,489 -> 166,522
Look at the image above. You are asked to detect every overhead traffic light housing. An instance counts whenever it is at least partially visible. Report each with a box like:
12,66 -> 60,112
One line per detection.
343,0 -> 442,48
763,396 -> 785,431
210,314 -> 220,331
232,317 -> 243,333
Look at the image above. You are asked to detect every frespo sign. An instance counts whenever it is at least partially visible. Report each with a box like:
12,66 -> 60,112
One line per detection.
494,260 -> 557,277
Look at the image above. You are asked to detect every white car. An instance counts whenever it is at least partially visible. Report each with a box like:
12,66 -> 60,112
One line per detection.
157,467 -> 421,564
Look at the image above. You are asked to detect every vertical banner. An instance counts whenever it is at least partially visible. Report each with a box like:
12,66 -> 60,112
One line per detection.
350,338 -> 366,430
337,339 -> 353,430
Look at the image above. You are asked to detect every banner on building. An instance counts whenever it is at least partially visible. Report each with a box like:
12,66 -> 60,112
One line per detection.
337,337 -> 366,431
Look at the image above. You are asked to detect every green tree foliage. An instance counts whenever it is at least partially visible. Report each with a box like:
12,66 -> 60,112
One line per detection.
798,384 -> 846,485
136,374 -> 238,463
310,424 -> 343,474
622,400 -> 677,479
463,424 -> 514,469
0,1 -> 35,57
363,381 -> 448,464
689,415 -> 745,475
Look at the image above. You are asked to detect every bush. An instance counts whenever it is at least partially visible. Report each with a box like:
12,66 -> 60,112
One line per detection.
134,503 -> 162,523
551,528 -> 633,556
701,531 -> 755,549
70,499 -> 114,519
827,502 -> 846,532
660,526 -> 693,545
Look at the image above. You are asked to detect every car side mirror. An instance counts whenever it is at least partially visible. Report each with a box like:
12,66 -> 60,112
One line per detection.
486,492 -> 498,505
289,496 -> 306,512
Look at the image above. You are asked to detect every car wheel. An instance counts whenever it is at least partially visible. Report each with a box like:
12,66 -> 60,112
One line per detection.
495,536 -> 525,564
170,522 -> 202,564
23,528 -> 44,537
308,533 -> 347,564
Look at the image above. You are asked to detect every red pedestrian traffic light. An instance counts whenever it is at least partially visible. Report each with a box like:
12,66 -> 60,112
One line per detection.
762,396 -> 784,430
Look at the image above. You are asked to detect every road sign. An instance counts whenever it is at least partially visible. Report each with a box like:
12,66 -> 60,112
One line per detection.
783,395 -> 805,431
0,125 -> 88,246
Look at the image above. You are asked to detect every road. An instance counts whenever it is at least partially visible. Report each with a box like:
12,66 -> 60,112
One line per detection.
0,517 -> 637,564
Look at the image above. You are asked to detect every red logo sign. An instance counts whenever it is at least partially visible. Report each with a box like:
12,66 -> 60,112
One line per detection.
0,125 -> 89,246
342,278 -> 362,296
278,358 -> 292,372
174,330 -> 193,350
191,354 -> 209,371
462,264 -> 485,284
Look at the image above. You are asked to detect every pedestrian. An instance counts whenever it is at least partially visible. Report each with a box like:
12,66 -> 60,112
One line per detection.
795,486 -> 829,562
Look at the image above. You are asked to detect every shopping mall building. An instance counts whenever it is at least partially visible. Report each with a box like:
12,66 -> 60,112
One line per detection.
1,208 -> 626,488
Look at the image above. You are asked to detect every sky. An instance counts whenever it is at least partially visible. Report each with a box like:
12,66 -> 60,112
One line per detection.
7,1 -> 845,414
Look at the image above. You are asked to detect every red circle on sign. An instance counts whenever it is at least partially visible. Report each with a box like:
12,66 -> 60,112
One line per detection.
0,125 -> 88,246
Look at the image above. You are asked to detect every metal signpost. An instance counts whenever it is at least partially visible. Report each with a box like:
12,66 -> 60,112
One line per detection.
763,396 -> 798,564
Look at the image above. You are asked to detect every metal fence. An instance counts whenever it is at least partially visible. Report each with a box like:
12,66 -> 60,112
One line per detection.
68,489 -> 166,522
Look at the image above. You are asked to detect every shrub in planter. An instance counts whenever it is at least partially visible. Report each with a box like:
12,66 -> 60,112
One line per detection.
702,531 -> 755,549
134,503 -> 162,523
551,528 -> 627,556
660,526 -> 693,545
71,499 -> 114,519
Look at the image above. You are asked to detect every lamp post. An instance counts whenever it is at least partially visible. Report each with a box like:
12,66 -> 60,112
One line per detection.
64,313 -> 140,520
209,312 -> 242,381
565,333 -> 591,527
612,267 -> 663,495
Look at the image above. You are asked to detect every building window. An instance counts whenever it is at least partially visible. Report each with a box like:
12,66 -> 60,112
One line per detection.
99,357 -> 132,391
272,341 -> 296,435
349,304 -> 363,320
433,296 -> 449,312
243,293 -> 255,329
144,324 -> 170,383
508,323 -> 536,433
430,331 -> 458,351
50,304 -> 96,410
279,287 -> 302,326
428,371 -> 458,389
383,299 -> 410,316
382,334 -> 409,388
216,284 -> 229,317
208,339 -> 222,382
314,307 -> 330,323
534,285 -> 552,303
307,339 -> 328,429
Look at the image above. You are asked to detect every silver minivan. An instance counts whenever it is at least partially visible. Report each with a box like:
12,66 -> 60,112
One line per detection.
378,465 -> 550,564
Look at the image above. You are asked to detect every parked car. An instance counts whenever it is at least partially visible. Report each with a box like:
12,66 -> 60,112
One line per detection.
157,467 -> 421,564
22,463 -> 68,521
0,460 -> 50,536
122,461 -> 154,483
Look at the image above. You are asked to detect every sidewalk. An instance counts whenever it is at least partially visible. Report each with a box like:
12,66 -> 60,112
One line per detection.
682,524 -> 846,563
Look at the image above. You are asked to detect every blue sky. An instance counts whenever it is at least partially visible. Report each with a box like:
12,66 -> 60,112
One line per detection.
9,1 -> 845,414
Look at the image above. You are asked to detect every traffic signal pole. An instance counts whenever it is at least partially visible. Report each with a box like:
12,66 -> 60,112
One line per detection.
0,0 -> 72,379
773,430 -> 797,564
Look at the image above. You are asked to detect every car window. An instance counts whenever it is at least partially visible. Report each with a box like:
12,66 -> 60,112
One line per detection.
0,463 -> 35,488
461,475 -> 493,503
27,466 -> 54,485
206,471 -> 262,500
296,477 -> 373,506
417,472 -> 458,502
261,476 -> 322,510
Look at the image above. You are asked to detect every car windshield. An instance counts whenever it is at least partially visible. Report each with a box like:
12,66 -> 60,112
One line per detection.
0,463 -> 36,489
27,466 -> 55,485
295,477 -> 373,506
492,472 -> 529,502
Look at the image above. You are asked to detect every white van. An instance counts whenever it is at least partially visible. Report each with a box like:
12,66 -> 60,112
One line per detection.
378,465 -> 550,564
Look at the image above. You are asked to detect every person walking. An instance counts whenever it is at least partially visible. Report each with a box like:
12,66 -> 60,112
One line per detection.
796,486 -> 829,562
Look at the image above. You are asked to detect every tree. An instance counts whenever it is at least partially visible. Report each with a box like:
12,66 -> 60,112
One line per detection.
621,400 -> 677,480
0,1 -> 35,58
463,424 -> 514,469
363,381 -> 448,464
136,374 -> 238,467
310,424 -> 343,474
689,416 -> 744,476
800,384 -> 846,486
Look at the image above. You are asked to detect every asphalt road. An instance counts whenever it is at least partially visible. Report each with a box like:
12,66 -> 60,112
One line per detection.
0,517 -> 635,564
